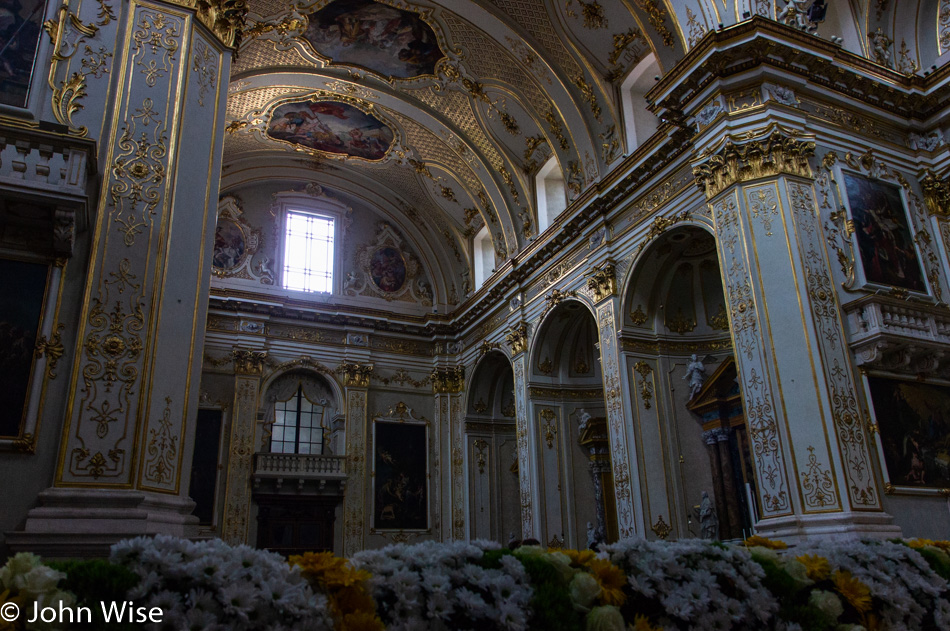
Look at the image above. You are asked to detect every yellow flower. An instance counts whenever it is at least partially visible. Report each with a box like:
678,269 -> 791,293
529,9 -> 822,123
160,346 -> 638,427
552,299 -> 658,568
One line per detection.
563,548 -> 597,568
587,558 -> 627,607
931,540 -> 950,553
906,538 -> 935,550
743,535 -> 787,550
341,610 -> 385,631
796,554 -> 831,581
291,552 -> 371,590
631,614 -> 663,631
832,570 -> 872,614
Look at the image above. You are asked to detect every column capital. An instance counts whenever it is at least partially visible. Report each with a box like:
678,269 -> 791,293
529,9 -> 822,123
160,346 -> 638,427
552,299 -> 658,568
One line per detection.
692,124 -> 815,200
920,169 -> 950,217
166,0 -> 249,49
337,362 -> 373,388
431,366 -> 464,394
231,348 -> 267,375
505,322 -> 529,355
585,262 -> 618,303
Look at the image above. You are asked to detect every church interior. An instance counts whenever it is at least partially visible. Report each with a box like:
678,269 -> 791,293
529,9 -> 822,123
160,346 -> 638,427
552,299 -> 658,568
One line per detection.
2,0 -> 950,560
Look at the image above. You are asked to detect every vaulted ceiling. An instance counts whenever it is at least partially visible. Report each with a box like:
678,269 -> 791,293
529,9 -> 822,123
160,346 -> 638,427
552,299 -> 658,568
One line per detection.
222,0 -> 946,303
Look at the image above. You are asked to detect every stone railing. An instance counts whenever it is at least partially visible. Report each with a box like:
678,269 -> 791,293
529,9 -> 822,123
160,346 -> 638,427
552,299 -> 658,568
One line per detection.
253,452 -> 346,479
843,295 -> 950,377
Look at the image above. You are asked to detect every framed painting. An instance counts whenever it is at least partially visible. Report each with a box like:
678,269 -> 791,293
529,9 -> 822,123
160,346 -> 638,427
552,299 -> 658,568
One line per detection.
0,257 -> 51,438
842,171 -> 927,293
866,375 -> 950,490
369,245 -> 406,292
212,217 -> 247,271
266,99 -> 395,161
0,0 -> 46,108
372,413 -> 429,531
302,0 -> 445,79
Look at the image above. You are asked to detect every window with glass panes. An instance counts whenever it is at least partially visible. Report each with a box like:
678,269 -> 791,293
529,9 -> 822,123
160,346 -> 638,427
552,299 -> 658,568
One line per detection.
283,210 -> 334,292
270,386 -> 327,454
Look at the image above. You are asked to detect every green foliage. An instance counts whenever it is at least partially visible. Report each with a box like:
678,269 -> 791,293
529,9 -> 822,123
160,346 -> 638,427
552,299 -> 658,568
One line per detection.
750,555 -> 836,631
911,547 -> 950,582
516,554 -> 583,631
49,559 -> 140,631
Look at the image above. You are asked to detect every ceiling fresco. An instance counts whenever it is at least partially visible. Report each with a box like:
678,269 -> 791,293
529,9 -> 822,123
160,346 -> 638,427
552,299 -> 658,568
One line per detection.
302,0 -> 446,79
266,99 -> 396,160
225,0 -> 946,307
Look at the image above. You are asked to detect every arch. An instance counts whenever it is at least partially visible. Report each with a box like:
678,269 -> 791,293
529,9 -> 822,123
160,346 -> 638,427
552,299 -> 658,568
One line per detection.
258,367 -> 343,456
473,225 -> 495,290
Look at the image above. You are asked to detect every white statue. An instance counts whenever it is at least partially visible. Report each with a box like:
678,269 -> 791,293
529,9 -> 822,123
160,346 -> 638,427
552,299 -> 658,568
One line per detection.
343,271 -> 359,292
699,491 -> 719,540
868,27 -> 892,67
586,521 -> 598,549
778,0 -> 816,33
576,408 -> 592,433
683,354 -> 706,400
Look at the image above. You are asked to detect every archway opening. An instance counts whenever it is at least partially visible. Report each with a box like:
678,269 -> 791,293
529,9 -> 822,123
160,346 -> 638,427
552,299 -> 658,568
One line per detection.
465,351 -> 519,542
531,300 -> 615,548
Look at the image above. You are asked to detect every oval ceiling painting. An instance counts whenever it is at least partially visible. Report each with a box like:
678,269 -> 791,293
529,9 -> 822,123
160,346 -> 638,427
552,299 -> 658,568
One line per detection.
303,0 -> 445,79
266,100 -> 395,161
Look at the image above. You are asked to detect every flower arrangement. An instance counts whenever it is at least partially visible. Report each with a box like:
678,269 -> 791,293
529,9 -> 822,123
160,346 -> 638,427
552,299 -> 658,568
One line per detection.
350,540 -> 534,630
109,534 -> 333,630
4,535 -> 950,631
0,553 -> 74,631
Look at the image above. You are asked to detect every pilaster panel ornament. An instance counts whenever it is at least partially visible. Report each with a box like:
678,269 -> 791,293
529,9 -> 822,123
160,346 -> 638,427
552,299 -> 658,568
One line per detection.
596,301 -> 636,538
512,356 -> 534,538
221,375 -> 259,544
505,323 -> 529,355
431,366 -> 464,393
692,127 -> 815,200
343,390 -> 367,556
338,362 -> 373,388
711,192 -> 792,517
35,324 -> 66,379
788,182 -> 876,509
586,262 -> 617,302
450,396 -> 464,539
539,409 -> 557,448
633,362 -> 654,410
231,348 -> 266,375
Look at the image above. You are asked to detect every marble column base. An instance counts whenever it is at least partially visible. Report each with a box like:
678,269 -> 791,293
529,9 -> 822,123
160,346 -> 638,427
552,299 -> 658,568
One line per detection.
5,488 -> 199,558
754,511 -> 903,545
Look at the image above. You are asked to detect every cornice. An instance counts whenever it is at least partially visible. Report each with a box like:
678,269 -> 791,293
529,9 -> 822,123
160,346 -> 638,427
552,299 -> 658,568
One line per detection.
647,17 -> 950,123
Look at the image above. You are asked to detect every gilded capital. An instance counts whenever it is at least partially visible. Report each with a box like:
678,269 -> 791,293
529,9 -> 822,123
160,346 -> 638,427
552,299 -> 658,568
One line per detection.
692,127 -> 815,199
586,262 -> 617,302
431,366 -> 465,394
920,169 -> 950,217
167,0 -> 248,49
338,362 -> 373,388
231,348 -> 267,375
505,323 -> 529,356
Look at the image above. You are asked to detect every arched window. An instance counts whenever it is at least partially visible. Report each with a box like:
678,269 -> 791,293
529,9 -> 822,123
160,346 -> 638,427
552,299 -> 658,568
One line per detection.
270,385 -> 328,454
620,54 -> 660,152
535,156 -> 567,233
473,225 -> 494,290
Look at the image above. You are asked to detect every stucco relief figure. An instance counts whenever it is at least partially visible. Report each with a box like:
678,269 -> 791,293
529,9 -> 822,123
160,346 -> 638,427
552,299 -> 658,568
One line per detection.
684,354 -> 706,400
700,491 -> 719,540
778,0 -> 817,33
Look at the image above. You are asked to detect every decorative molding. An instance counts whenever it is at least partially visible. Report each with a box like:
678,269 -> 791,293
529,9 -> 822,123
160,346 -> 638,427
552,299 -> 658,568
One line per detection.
35,324 -> 66,379
921,169 -> 950,217
231,348 -> 266,375
585,262 -> 617,302
539,408 -> 557,449
650,514 -> 672,539
633,361 -> 654,409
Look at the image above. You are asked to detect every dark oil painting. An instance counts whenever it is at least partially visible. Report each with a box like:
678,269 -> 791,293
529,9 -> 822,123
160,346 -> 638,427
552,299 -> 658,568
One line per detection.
844,172 -> 926,292
0,258 -> 49,436
369,246 -> 406,292
373,420 -> 428,530
0,0 -> 45,107
267,100 -> 394,161
868,376 -> 950,489
303,0 -> 443,79
212,218 -> 246,271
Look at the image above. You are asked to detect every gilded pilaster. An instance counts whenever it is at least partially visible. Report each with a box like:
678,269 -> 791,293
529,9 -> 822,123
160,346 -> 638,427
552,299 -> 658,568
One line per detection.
342,362 -> 371,556
219,348 -> 265,544
431,367 -> 464,540
595,298 -> 639,538
693,125 -> 890,537
511,353 -> 540,539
